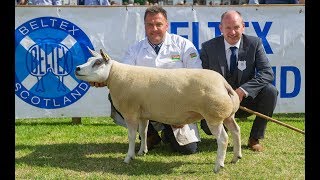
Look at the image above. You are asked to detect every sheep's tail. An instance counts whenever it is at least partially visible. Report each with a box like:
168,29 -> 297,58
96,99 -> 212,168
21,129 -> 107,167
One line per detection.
224,80 -> 240,114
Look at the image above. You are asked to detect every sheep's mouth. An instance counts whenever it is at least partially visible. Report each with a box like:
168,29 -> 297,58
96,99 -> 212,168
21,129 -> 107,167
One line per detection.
75,72 -> 85,76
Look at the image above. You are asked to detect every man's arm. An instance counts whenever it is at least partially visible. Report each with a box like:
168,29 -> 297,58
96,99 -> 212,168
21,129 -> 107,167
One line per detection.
181,39 -> 202,69
240,38 -> 274,99
199,42 -> 210,69
121,44 -> 137,65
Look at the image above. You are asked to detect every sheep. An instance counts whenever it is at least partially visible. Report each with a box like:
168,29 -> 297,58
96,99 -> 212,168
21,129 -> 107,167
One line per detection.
74,48 -> 242,173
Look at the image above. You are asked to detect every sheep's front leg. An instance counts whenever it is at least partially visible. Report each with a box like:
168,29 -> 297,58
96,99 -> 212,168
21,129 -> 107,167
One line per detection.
138,120 -> 149,155
223,115 -> 242,163
124,120 -> 138,164
207,122 -> 228,173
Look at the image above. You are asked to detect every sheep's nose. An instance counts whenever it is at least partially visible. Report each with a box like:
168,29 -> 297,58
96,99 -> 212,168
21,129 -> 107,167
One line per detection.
76,67 -> 80,71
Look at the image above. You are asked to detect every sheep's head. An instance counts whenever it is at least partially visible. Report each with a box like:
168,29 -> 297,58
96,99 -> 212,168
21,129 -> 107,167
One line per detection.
74,48 -> 112,83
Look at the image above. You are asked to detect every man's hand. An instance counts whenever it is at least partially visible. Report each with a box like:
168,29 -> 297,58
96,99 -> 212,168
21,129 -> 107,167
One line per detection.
89,82 -> 105,87
235,88 -> 245,102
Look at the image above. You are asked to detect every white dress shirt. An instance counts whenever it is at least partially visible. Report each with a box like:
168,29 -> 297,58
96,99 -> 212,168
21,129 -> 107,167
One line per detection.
224,38 -> 249,97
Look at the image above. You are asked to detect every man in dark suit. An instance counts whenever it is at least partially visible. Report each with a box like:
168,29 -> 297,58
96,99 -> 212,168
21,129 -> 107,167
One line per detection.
200,10 -> 278,152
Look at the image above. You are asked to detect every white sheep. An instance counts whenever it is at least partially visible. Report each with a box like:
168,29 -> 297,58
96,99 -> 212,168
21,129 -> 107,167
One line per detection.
74,48 -> 242,173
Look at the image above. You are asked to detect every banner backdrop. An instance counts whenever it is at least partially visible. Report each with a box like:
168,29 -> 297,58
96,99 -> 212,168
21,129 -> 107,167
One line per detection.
15,6 -> 305,118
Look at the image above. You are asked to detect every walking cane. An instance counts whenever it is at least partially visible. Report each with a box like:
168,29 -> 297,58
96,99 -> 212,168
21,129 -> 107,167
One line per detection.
239,106 -> 305,135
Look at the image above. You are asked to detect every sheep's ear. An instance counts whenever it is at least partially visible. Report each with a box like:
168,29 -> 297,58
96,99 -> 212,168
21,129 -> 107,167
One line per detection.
100,49 -> 111,63
87,47 -> 100,57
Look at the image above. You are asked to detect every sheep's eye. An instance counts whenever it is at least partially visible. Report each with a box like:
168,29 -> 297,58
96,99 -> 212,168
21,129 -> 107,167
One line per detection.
93,59 -> 103,67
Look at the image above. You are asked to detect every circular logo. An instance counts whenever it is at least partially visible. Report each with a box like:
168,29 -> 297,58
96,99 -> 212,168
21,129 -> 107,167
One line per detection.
15,17 -> 93,109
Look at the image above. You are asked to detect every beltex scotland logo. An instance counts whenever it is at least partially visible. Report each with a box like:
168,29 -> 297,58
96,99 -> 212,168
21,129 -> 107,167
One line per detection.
15,16 -> 93,109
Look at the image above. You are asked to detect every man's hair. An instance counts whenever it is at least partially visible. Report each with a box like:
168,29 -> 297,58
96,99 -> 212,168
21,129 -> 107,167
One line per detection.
220,10 -> 242,23
144,6 -> 167,21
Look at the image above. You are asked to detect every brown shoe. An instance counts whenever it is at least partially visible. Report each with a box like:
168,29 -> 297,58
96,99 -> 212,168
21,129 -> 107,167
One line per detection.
248,138 -> 263,152
147,133 -> 162,150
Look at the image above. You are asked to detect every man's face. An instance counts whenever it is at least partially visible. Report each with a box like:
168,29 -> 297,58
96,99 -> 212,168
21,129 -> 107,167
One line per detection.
144,13 -> 168,45
219,13 -> 245,45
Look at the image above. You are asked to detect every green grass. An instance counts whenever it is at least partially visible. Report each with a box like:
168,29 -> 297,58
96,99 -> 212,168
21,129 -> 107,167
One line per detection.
15,114 -> 305,179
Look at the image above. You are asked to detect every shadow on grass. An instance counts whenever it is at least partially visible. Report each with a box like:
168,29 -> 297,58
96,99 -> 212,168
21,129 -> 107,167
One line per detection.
15,142 -> 191,175
197,138 -> 249,153
15,143 -> 179,175
15,121 -> 118,127
15,139 -> 242,175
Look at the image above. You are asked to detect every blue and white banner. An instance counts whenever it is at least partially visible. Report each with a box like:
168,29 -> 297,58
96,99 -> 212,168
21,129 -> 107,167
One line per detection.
15,5 -> 305,118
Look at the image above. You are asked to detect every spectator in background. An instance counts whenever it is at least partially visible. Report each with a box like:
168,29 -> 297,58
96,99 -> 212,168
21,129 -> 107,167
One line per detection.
128,0 -> 134,5
248,0 -> 259,4
149,0 -> 158,4
176,0 -> 184,5
200,10 -> 278,152
110,0 -> 119,5
249,0 -> 298,4
18,0 -> 62,5
78,0 -> 110,5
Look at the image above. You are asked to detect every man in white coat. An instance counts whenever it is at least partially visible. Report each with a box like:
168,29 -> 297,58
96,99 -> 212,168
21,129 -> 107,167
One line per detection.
78,0 -> 110,5
17,0 -> 62,5
92,6 -> 201,154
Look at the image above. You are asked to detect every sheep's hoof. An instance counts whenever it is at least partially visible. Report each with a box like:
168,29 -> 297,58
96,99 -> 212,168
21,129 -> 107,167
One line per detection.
231,156 -> 242,164
214,164 -> 224,173
124,156 -> 134,164
137,149 -> 148,156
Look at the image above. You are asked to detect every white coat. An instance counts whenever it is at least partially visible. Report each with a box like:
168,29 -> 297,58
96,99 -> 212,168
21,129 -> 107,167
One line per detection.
121,32 -> 202,145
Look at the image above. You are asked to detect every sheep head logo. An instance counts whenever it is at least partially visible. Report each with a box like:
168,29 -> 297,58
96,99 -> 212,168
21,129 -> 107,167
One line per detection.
25,38 -> 73,92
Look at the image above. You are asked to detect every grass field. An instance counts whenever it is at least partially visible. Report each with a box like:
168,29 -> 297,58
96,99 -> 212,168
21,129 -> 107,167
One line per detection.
15,114 -> 305,179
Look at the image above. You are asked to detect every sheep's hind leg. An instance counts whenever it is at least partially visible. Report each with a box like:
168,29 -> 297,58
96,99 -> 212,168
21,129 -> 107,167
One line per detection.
207,122 -> 228,173
223,115 -> 242,163
138,120 -> 148,155
124,121 -> 138,163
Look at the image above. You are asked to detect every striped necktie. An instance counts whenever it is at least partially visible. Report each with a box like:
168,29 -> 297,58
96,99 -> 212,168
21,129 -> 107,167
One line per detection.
229,46 -> 237,74
154,45 -> 160,54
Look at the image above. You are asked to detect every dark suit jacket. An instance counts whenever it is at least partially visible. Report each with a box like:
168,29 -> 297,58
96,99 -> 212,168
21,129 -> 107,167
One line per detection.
200,34 -> 274,99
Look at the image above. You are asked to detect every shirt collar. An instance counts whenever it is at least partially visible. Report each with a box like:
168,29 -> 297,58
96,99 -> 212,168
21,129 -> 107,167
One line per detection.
147,32 -> 167,49
142,32 -> 168,50
148,39 -> 163,49
224,38 -> 241,51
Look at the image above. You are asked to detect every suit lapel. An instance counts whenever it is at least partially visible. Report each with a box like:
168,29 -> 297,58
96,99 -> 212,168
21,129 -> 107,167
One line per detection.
217,37 -> 228,77
236,37 -> 249,85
